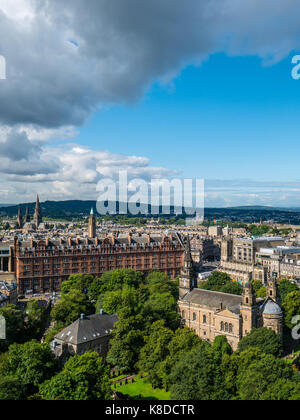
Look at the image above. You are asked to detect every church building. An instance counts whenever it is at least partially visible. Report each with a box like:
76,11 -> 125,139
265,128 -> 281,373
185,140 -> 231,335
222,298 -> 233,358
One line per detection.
178,238 -> 283,350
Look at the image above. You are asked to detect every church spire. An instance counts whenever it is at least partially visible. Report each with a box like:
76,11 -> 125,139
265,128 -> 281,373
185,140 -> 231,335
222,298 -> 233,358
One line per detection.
33,194 -> 42,227
17,205 -> 23,229
25,206 -> 30,223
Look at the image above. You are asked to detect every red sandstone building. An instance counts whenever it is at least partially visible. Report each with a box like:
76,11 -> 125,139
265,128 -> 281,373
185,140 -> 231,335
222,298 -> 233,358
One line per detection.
14,233 -> 185,294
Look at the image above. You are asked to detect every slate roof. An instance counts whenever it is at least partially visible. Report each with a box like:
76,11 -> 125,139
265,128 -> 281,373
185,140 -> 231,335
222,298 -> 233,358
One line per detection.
181,288 -> 243,311
55,313 -> 118,345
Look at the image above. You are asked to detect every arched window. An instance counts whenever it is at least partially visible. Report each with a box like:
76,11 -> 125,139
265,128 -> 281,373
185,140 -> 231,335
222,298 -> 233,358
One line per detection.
193,313 -> 197,321
229,324 -> 233,333
203,315 -> 207,324
225,323 -> 229,332
221,322 -> 224,331
182,311 -> 185,319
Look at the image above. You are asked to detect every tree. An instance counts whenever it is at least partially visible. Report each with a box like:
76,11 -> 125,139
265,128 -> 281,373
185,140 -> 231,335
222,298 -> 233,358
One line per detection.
39,352 -> 111,400
251,280 -> 266,299
247,224 -> 270,236
238,327 -> 283,357
160,327 -> 202,389
261,378 -> 300,400
282,290 -> 300,330
278,279 -> 299,302
236,354 -> 295,400
199,272 -> 243,296
61,274 -> 94,295
100,286 -> 139,315
4,340 -> 58,396
138,320 -> 174,388
142,292 -> 180,331
25,300 -> 48,340
146,271 -> 179,300
0,376 -> 25,400
168,342 -> 229,400
221,347 -> 265,397
0,305 -> 25,352
212,335 -> 233,359
50,289 -> 94,326
106,309 -> 145,373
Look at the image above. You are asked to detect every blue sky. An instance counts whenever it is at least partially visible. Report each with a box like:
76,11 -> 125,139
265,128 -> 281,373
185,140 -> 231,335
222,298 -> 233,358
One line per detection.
75,52 -> 300,183
2,0 -> 300,207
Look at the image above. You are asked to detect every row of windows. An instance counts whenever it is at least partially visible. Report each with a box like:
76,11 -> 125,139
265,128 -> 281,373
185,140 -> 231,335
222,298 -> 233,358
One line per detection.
221,322 -> 233,333
181,311 -> 234,334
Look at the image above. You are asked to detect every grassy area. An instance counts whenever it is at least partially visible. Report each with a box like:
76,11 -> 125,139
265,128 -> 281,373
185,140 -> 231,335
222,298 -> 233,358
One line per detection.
113,376 -> 171,400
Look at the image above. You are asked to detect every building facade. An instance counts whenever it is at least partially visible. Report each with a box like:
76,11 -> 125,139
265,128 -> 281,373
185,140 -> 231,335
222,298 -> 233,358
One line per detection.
14,233 -> 185,294
178,244 -> 283,350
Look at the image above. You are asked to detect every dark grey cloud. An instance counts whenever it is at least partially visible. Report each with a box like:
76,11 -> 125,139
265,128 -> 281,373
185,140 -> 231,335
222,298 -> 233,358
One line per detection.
0,128 -> 58,175
0,0 -> 300,128
0,129 -> 40,160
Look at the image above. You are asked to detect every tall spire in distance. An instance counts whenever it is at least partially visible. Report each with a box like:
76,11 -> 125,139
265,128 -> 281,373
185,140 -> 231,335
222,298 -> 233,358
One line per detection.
25,206 -> 30,223
17,205 -> 23,229
33,195 -> 42,228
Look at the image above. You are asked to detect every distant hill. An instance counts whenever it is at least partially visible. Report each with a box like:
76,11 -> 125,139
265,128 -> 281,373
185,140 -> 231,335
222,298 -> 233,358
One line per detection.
0,200 -> 300,224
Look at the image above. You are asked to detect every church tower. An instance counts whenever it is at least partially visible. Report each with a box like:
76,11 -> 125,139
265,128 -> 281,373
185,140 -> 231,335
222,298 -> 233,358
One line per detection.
25,206 -> 30,223
17,206 -> 23,229
33,195 -> 43,228
267,275 -> 279,303
88,208 -> 96,238
179,236 -> 196,299
240,280 -> 257,337
262,275 -> 283,338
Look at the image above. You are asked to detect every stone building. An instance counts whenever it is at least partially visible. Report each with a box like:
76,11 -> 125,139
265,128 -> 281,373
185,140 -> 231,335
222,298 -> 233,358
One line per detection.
52,312 -> 118,364
178,244 -> 283,350
219,236 -> 285,284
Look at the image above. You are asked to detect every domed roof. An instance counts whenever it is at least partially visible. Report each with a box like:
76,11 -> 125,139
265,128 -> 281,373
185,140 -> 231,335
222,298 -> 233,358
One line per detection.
263,300 -> 282,315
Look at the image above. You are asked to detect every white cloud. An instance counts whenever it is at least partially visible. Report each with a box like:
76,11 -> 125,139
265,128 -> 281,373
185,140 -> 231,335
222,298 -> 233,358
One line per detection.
1,0 -> 300,205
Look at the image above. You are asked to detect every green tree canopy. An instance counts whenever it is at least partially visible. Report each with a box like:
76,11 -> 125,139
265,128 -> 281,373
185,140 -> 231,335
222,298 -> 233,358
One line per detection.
106,310 -> 145,374
279,279 -> 299,302
0,376 -> 25,400
168,342 -> 229,400
238,328 -> 283,357
39,352 -> 111,400
25,300 -> 48,340
199,272 -> 243,296
0,305 -> 25,352
282,290 -> 300,330
138,320 -> 174,388
3,340 -> 58,396
236,354 -> 296,400
50,289 -> 94,326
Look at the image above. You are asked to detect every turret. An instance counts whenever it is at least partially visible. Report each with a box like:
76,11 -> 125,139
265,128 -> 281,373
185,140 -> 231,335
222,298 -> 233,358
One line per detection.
240,280 -> 257,337
179,236 -> 196,299
88,208 -> 96,238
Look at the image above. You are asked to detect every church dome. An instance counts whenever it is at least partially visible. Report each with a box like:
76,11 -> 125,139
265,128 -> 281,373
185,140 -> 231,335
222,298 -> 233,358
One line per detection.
263,300 -> 282,315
